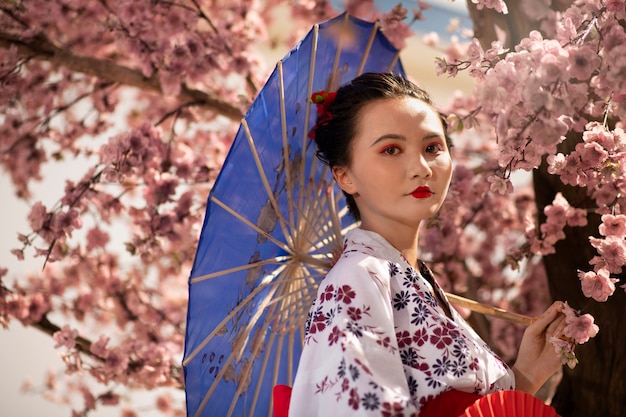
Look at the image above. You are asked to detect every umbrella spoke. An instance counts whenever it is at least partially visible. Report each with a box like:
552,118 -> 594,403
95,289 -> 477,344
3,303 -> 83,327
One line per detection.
299,23 -> 319,222
289,331 -> 297,383
248,312 -> 281,417
241,263 -> 307,417
225,260 -> 315,416
296,180 -> 345,259
357,20 -> 381,76
211,195 -> 293,255
226,288 -> 282,417
264,270 -> 322,308
294,171 -> 338,251
190,255 -> 291,284
183,264 -> 287,366
193,344 -> 239,417
270,331 -> 286,416
242,119 -> 295,248
326,12 -> 350,92
326,183 -> 346,247
277,62 -> 296,237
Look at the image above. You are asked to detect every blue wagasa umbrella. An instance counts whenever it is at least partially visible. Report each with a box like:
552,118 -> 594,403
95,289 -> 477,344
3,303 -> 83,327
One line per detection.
183,12 -> 405,417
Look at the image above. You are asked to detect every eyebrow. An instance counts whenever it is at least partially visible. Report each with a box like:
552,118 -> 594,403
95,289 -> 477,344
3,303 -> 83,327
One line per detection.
369,132 -> 444,148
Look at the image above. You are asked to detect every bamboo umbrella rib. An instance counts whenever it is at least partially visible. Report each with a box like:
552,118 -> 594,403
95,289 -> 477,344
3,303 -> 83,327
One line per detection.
299,23 -> 318,223
191,261 -> 308,415
190,255 -> 291,284
302,139 -> 328,232
270,331 -> 286,415
387,50 -> 401,73
294,179 -> 339,258
294,176 -> 322,243
326,184 -> 345,249
287,137 -> 329,256
227,262 -> 302,416
248,328 -> 279,417
242,119 -> 295,248
356,21 -> 380,76
277,62 -> 295,233
446,293 -> 535,326
210,195 -> 293,256
248,300 -> 285,417
280,264 -> 319,328
280,177 -> 340,266
271,268 -> 293,374
193,342 -> 239,417
300,210 -> 342,260
299,139 -> 329,251
295,171 -> 343,258
326,12 -> 349,92
289,328 -> 297,382
225,283 -> 281,417
183,263 -> 288,365
308,179 -> 338,240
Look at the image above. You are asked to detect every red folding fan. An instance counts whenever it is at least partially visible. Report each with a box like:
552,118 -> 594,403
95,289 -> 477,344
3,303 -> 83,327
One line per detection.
461,390 -> 561,417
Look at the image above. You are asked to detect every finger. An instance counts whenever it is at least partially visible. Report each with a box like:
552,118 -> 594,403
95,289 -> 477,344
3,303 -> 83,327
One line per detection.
546,314 -> 566,332
529,301 -> 564,334
546,315 -> 567,339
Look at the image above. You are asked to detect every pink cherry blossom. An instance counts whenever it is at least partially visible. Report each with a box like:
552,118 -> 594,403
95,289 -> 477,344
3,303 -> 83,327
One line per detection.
86,227 -> 110,251
548,302 -> 599,368
89,335 -> 111,358
599,214 -> 626,238
28,202 -> 49,231
564,312 -> 599,344
53,325 -> 79,350
469,0 -> 508,14
421,32 -> 439,47
589,236 -> 626,273
567,46 -> 601,80
578,268 -> 618,302
549,336 -> 578,369
487,175 -> 513,195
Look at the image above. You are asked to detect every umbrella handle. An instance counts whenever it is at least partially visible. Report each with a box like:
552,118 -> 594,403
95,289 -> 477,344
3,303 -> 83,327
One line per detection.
445,293 -> 535,326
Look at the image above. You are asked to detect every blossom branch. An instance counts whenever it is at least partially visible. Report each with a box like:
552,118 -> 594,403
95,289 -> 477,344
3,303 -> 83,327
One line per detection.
34,314 -> 184,389
0,30 -> 243,121
189,0 -> 259,95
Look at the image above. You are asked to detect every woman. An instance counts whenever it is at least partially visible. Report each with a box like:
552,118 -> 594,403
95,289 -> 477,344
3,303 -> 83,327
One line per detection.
289,73 -> 566,416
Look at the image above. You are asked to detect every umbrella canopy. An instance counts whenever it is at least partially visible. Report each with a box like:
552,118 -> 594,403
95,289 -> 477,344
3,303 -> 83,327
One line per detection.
183,12 -> 405,417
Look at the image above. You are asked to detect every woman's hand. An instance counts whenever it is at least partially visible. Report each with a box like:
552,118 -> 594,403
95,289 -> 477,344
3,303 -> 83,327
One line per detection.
512,301 -> 567,395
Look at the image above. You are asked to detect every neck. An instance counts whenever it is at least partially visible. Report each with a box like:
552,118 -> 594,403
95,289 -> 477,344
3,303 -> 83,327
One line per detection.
360,221 -> 420,267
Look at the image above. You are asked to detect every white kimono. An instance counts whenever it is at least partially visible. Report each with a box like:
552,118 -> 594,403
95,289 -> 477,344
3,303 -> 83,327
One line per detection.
289,229 -> 514,416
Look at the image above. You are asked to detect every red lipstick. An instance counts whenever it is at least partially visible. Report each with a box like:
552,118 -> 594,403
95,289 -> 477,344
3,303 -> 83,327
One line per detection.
411,186 -> 432,198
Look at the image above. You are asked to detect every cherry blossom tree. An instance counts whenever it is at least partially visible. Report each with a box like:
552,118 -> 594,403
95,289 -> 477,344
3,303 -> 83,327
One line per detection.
0,1 -> 624,416
430,1 -> 626,415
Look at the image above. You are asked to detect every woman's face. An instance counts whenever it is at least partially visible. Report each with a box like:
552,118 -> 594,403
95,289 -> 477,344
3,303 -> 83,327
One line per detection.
332,96 -> 453,233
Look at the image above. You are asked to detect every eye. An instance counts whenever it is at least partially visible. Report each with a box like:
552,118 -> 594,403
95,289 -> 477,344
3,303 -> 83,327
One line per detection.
425,142 -> 444,154
381,145 -> 401,155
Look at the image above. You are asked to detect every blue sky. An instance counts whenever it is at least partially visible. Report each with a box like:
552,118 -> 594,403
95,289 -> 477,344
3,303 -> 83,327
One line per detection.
330,0 -> 472,40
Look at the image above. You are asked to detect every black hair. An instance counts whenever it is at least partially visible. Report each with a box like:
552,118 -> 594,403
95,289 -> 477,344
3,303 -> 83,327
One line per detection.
312,72 -> 451,222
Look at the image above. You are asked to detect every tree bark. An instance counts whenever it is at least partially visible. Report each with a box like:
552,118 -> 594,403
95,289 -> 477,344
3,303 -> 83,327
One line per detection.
534,137 -> 626,417
466,1 -> 626,415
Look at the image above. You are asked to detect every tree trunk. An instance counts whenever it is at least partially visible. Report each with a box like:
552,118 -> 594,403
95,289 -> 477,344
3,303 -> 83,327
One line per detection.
466,1 -> 626,415
534,143 -> 626,417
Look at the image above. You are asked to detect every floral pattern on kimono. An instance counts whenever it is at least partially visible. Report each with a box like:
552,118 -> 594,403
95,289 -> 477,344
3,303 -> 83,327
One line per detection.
289,228 -> 514,417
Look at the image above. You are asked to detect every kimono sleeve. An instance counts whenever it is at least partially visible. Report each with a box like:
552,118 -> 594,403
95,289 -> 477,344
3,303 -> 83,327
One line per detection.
289,253 -> 419,417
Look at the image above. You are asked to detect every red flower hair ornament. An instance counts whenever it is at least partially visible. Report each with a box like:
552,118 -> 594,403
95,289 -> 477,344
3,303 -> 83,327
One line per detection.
308,90 -> 337,139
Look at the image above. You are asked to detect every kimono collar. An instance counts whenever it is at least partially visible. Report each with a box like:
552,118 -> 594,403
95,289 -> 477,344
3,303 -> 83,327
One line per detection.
344,228 -> 413,266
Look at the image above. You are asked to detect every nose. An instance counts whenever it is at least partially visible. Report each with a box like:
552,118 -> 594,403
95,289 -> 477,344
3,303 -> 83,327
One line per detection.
410,154 -> 432,178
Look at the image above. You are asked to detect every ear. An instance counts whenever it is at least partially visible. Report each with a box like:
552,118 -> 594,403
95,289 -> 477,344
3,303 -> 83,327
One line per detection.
332,166 -> 357,195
